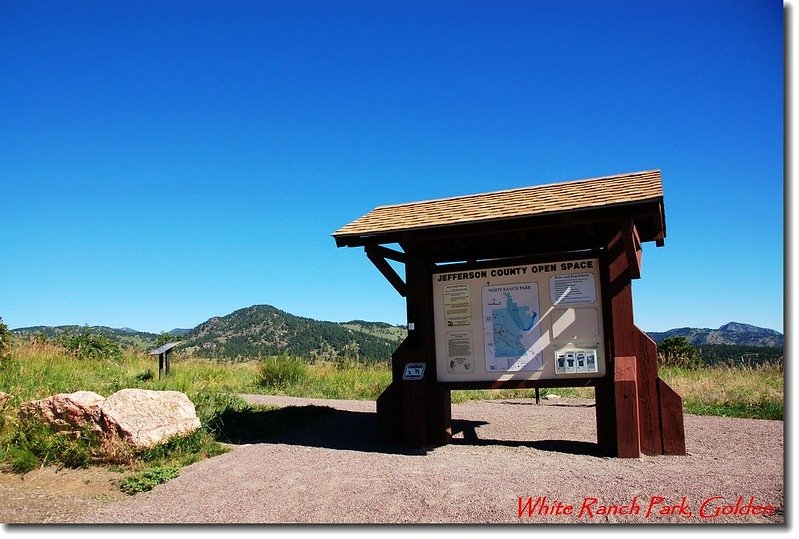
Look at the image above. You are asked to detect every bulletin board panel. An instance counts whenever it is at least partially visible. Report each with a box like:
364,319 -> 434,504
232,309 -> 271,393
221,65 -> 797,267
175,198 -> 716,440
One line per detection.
432,256 -> 606,383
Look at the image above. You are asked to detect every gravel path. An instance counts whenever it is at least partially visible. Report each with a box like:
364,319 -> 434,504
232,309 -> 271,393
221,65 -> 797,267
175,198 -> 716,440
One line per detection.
77,395 -> 783,525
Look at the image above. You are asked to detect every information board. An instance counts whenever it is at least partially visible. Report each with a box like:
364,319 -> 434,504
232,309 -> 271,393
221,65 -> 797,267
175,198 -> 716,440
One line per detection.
432,258 -> 606,383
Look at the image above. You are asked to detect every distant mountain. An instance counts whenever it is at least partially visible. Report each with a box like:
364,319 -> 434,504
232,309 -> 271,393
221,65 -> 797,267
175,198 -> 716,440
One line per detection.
10,310 -> 406,360
178,305 -> 405,360
12,325 -> 159,350
14,312 -> 780,361
647,322 -> 783,347
167,328 -> 193,336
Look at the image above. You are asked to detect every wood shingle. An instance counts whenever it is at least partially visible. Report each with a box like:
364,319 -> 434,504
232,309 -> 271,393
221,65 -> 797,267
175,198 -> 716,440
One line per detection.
333,170 -> 663,242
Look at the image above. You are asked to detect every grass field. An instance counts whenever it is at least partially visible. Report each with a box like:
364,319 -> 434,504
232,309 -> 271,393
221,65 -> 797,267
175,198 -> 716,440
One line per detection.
1,340 -> 783,420
0,339 -> 784,485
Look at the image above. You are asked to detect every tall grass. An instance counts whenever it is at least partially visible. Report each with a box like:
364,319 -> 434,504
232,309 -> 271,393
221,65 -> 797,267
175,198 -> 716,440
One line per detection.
255,356 -> 391,400
0,340 -> 784,473
498,363 -> 784,420
248,356 -> 782,419
660,362 -> 783,420
1,340 -> 261,407
0,340 -> 260,478
3,340 -> 783,421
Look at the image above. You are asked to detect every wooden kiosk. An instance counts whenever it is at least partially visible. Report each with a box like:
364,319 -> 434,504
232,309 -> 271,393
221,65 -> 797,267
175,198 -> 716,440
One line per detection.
333,170 -> 686,458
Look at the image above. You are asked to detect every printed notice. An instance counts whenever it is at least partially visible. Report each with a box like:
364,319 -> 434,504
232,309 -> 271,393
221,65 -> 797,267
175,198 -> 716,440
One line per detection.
444,284 -> 471,326
446,330 -> 474,374
550,273 -> 597,305
482,283 -> 543,372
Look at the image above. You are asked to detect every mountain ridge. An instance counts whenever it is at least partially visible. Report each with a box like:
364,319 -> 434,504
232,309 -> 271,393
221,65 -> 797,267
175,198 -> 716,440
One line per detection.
12,310 -> 782,357
647,321 -> 782,347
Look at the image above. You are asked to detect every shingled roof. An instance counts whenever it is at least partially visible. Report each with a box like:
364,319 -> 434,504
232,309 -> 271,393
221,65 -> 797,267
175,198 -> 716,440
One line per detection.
333,170 -> 663,245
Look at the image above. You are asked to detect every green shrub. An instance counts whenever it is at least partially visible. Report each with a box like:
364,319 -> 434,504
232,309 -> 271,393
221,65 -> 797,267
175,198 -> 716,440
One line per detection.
59,331 -> 122,360
9,420 -> 99,469
191,389 -> 249,431
135,369 -> 154,382
0,317 -> 13,360
135,430 -> 205,463
120,465 -> 180,495
257,356 -> 309,389
6,447 -> 40,473
155,333 -> 182,347
658,337 -> 701,369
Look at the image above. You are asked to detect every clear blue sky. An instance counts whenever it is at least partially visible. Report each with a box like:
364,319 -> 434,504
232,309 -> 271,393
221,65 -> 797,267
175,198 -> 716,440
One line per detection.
0,0 -> 784,334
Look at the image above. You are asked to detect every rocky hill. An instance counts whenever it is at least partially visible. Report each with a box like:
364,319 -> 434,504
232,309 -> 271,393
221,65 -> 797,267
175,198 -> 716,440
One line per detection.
177,305 -> 404,360
647,322 -> 783,347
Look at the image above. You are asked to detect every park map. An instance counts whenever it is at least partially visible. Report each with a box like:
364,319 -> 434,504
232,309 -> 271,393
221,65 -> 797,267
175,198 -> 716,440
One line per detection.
482,283 -> 543,372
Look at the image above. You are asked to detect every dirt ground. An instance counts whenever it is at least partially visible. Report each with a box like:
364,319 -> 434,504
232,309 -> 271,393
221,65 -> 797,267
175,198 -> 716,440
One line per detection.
0,395 -> 785,526
0,465 -> 127,524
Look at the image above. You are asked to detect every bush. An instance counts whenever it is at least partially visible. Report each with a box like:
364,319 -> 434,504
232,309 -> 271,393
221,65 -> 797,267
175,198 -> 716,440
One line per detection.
191,389 -> 249,431
135,369 -> 154,382
257,356 -> 309,389
155,333 -> 182,347
658,337 -> 701,369
6,447 -> 40,473
0,317 -> 13,360
59,331 -> 122,360
120,465 -> 180,495
135,430 -> 205,463
9,420 -> 99,470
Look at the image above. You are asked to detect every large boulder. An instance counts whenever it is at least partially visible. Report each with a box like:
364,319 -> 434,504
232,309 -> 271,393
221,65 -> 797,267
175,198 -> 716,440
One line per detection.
18,391 -> 105,432
100,389 -> 201,448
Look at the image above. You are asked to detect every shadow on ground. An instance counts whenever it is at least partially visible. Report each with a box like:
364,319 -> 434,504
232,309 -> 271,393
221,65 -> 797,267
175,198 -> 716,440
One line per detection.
450,418 -> 607,456
490,399 -> 596,408
214,405 -> 606,457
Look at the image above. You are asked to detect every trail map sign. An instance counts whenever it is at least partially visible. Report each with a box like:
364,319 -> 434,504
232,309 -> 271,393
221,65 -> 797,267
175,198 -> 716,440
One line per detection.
432,258 -> 605,382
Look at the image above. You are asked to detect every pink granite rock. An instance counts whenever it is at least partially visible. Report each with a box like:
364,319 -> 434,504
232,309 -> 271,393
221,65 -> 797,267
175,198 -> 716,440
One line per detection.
18,391 -> 105,432
100,389 -> 200,448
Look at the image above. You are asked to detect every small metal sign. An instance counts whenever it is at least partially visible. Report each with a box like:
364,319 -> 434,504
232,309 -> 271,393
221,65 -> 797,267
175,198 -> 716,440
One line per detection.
402,362 -> 426,381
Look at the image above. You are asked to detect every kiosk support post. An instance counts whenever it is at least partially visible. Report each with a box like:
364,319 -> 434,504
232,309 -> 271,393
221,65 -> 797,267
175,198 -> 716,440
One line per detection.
401,247 -> 451,448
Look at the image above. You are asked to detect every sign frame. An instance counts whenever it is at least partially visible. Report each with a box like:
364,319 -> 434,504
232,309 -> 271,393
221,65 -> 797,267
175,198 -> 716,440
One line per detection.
431,252 -> 607,385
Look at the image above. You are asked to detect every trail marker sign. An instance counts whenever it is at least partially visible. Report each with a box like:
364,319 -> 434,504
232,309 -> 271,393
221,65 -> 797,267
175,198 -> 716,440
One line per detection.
402,363 -> 426,381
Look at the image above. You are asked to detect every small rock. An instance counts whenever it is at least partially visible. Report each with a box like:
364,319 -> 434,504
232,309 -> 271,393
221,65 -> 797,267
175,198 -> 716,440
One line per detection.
542,394 -> 561,400
0,391 -> 11,408
18,391 -> 105,432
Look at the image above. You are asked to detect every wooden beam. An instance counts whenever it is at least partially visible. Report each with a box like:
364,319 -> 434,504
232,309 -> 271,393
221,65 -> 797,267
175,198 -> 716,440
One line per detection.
635,327 -> 664,455
366,246 -> 407,297
657,378 -> 687,455
622,221 -> 643,280
370,244 -> 406,263
656,198 -> 667,247
614,356 -> 641,458
421,233 -> 604,265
